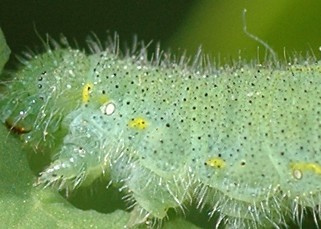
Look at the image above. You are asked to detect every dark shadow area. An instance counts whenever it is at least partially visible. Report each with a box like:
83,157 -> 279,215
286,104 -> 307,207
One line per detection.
0,0 -> 197,59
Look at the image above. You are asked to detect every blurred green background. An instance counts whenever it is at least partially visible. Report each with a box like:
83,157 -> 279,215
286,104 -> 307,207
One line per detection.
1,1 -> 321,228
1,0 -> 321,63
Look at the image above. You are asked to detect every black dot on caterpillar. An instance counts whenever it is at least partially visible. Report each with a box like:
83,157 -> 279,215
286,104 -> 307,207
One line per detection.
0,28 -> 321,229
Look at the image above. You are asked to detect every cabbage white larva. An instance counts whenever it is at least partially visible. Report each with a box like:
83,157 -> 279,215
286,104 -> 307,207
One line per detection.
1,34 -> 321,229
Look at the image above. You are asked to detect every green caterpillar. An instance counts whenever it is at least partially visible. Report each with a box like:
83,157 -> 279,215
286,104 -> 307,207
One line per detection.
1,33 -> 321,228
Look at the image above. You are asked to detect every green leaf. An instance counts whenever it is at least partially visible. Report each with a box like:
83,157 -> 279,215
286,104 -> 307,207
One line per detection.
162,218 -> 201,229
0,124 -> 133,228
0,28 -> 10,74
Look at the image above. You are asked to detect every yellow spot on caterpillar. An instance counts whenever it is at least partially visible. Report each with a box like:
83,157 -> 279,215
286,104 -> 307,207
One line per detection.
290,162 -> 321,179
128,117 -> 148,130
205,157 -> 225,169
82,83 -> 93,103
98,95 -> 109,104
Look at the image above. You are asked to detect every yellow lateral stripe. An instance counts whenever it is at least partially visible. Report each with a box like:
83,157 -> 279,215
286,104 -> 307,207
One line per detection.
205,157 -> 225,169
128,117 -> 148,130
290,162 -> 321,175
82,83 -> 93,103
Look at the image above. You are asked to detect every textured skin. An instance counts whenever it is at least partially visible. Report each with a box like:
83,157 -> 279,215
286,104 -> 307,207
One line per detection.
1,42 -> 321,228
